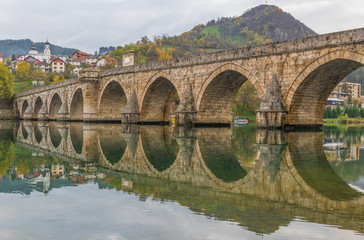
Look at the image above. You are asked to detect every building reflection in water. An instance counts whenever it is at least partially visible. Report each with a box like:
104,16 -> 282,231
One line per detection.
0,120 -> 363,235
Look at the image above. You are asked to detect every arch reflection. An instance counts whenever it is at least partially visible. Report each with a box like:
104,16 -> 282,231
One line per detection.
198,128 -> 247,182
70,123 -> 83,155
99,125 -> 127,164
33,123 -> 43,144
140,126 -> 178,172
49,122 -> 62,149
287,131 -> 362,201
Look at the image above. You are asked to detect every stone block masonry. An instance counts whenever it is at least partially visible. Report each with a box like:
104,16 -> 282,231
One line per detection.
13,27 -> 364,128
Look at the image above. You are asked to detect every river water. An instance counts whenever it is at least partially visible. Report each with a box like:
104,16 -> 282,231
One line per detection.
0,121 -> 363,240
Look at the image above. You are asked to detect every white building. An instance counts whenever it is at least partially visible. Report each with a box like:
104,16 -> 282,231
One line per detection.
27,41 -> 51,63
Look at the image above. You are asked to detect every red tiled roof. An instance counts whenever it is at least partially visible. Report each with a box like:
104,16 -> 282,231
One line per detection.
51,58 -> 65,63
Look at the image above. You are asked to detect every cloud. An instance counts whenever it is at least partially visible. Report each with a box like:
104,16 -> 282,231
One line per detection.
1,0 -> 363,53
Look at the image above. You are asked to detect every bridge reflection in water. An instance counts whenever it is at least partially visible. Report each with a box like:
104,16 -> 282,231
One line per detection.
4,121 -> 364,235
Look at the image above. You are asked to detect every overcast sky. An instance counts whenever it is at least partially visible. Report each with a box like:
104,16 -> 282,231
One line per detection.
2,0 -> 364,53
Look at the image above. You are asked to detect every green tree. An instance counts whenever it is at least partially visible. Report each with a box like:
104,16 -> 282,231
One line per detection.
15,61 -> 31,82
233,80 -> 261,116
353,98 -> 361,108
53,75 -> 64,84
335,104 -> 342,116
0,140 -> 14,176
0,63 -> 14,99
30,68 -> 47,83
5,57 -> 12,66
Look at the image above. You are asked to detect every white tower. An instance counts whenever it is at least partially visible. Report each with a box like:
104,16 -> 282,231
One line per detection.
44,39 -> 51,60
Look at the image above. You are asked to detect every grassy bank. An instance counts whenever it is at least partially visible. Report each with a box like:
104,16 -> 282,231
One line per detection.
323,117 -> 364,125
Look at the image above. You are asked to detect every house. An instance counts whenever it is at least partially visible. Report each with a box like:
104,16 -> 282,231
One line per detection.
72,50 -> 89,61
51,164 -> 64,177
73,66 -> 82,76
326,98 -> 344,109
24,56 -> 41,64
35,61 -> 50,72
0,52 -> 3,63
51,58 -> 66,73
96,56 -> 117,68
85,56 -> 97,65
69,58 -> 81,67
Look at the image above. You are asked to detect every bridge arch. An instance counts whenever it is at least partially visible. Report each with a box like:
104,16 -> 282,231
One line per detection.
140,72 -> 180,123
285,50 -> 364,126
196,63 -> 261,124
69,88 -> 84,121
33,96 -> 43,120
48,92 -> 63,120
21,100 -> 29,118
98,80 -> 127,121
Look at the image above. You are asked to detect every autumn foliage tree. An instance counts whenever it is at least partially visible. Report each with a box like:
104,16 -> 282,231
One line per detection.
0,63 -> 14,99
14,61 -> 31,82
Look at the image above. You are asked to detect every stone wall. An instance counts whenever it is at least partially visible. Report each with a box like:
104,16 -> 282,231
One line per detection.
0,98 -> 15,120
12,27 -> 364,127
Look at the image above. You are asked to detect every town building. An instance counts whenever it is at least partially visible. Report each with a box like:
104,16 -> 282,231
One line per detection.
96,56 -> 117,68
72,50 -> 89,61
347,82 -> 362,100
69,58 -> 81,67
73,66 -> 82,76
27,41 -> 51,63
51,164 -> 64,177
85,56 -> 97,65
326,98 -> 344,109
35,61 -> 50,72
24,56 -> 41,64
51,58 -> 66,73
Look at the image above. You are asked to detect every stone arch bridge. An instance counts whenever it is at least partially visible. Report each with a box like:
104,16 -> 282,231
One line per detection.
15,27 -> 364,128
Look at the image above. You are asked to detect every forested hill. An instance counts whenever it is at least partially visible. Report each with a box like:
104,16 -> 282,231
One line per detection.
0,39 -> 78,58
106,5 -> 317,64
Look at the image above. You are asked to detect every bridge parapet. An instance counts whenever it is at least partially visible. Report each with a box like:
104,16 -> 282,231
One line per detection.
79,69 -> 100,82
100,27 -> 364,77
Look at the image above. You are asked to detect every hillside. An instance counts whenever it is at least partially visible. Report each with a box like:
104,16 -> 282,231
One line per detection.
0,39 -> 78,58
106,5 -> 317,64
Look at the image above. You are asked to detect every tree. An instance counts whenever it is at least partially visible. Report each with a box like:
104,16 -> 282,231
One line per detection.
353,98 -> 361,108
30,68 -> 47,83
5,57 -> 12,66
15,61 -> 31,82
53,75 -> 64,84
335,104 -> 341,116
0,63 -> 14,99
233,80 -> 261,116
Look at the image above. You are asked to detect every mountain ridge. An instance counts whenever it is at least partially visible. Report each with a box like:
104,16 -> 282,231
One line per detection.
0,39 -> 78,58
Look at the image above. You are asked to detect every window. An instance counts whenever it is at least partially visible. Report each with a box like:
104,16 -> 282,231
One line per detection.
60,67 -> 63,69
54,63 -> 57,65
54,67 -> 56,69
60,63 -> 63,65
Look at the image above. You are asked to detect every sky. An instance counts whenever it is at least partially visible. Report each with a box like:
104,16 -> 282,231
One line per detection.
1,0 -> 364,53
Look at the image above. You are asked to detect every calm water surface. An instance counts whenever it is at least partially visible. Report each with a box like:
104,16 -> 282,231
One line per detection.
0,121 -> 363,240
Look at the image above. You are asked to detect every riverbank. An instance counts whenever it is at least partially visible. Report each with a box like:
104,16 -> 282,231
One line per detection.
323,117 -> 364,124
